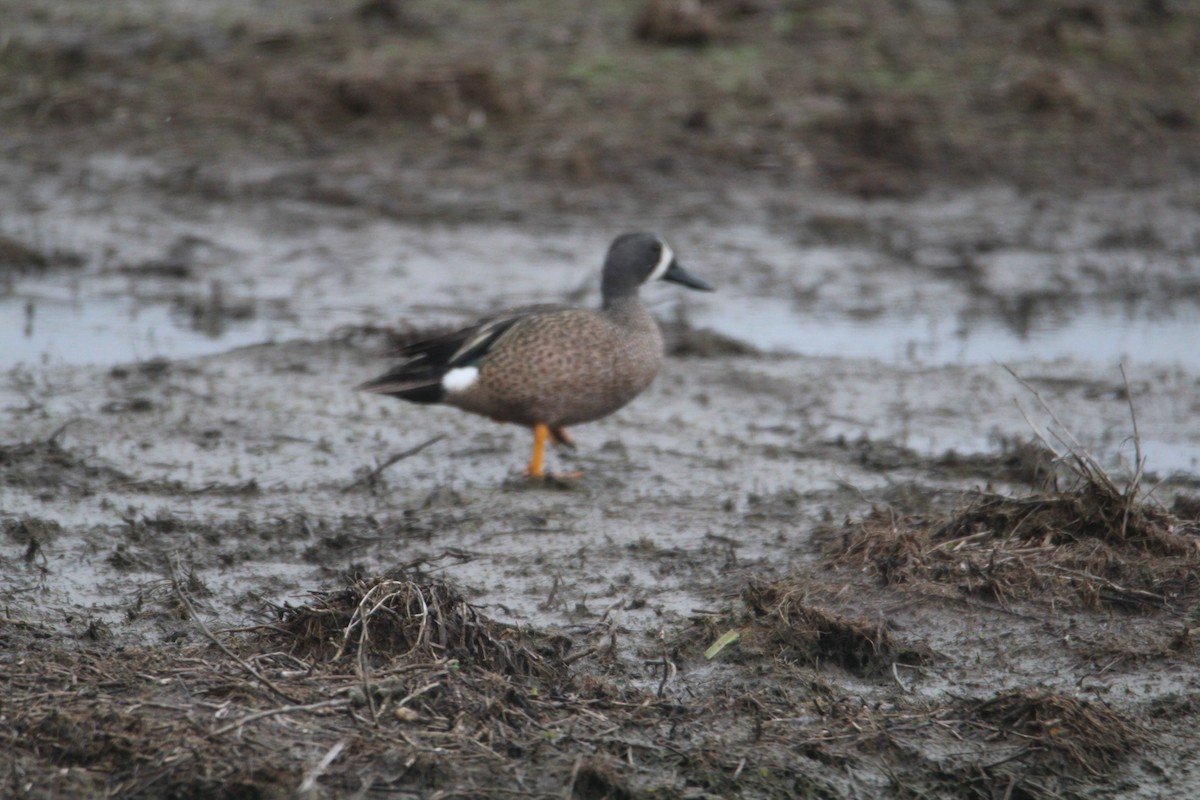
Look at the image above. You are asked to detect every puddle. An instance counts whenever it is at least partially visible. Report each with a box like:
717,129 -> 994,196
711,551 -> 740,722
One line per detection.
1135,439 -> 1200,480
3,293 -> 282,367
3,169 -> 1199,372
8,281 -> 1198,373
693,295 -> 1200,369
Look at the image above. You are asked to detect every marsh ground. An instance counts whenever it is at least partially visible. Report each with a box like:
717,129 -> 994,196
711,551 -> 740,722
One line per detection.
3,2 -> 1200,798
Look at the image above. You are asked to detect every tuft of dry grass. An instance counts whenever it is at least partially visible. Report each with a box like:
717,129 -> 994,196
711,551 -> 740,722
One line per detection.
633,0 -> 720,46
329,60 -> 528,123
0,434 -> 130,493
827,368 -> 1200,611
0,233 -> 83,272
828,490 -> 1198,611
697,579 -> 932,675
962,689 -> 1143,775
264,573 -> 565,681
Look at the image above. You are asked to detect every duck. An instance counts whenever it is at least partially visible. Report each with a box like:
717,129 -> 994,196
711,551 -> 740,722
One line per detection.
357,232 -> 713,478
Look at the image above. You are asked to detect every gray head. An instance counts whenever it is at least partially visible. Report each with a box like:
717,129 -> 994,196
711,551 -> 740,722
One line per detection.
600,232 -> 713,306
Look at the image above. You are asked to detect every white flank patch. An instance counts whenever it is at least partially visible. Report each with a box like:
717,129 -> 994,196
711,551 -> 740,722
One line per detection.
442,366 -> 480,393
647,240 -> 674,282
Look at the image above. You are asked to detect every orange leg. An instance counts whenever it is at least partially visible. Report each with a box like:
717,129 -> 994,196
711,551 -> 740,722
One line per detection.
525,423 -> 549,479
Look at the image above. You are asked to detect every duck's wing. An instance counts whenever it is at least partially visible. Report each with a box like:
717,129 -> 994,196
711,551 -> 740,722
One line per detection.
356,304 -> 569,403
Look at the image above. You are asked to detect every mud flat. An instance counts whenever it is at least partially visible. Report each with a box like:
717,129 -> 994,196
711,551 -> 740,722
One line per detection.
4,1 -> 1200,797
5,164 -> 1200,797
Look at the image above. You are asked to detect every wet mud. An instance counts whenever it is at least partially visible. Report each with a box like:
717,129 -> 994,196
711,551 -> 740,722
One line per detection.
4,1 -> 1200,798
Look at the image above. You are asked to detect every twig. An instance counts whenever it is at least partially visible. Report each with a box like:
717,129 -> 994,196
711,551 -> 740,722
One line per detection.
1119,363 -> 1144,482
1041,564 -> 1166,606
1118,362 -> 1144,539
930,530 -> 993,551
297,738 -> 347,795
171,559 -> 296,704
563,756 -> 583,800
349,585 -> 387,724
656,629 -> 676,698
45,419 -> 81,445
562,645 -> 599,666
1003,364 -> 1118,493
343,434 -> 445,491
395,680 -> 442,709
213,698 -> 350,736
891,662 -> 911,694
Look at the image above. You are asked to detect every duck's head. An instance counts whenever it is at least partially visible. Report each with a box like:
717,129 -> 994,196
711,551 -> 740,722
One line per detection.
601,232 -> 713,304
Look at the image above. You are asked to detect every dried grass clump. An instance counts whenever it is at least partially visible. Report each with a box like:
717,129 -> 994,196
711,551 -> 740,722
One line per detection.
633,0 -> 720,46
1173,493 -> 1200,522
831,494 -> 1198,610
936,487 -> 1189,556
829,368 -> 1200,610
329,60 -> 527,122
740,580 -> 930,674
266,574 -> 561,681
963,690 -> 1142,774
569,755 -> 634,800
0,233 -> 84,272
999,365 -> 1195,557
4,640 -> 271,798
1003,67 -> 1095,119
0,435 -> 129,490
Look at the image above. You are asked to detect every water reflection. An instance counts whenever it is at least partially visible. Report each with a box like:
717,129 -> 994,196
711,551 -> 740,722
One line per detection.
4,281 -> 1199,369
692,295 -> 1200,368
3,292 -> 275,368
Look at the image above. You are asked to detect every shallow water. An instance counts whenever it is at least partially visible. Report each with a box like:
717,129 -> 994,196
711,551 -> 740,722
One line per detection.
6,282 -> 1199,371
693,294 -> 1200,368
3,292 -> 280,367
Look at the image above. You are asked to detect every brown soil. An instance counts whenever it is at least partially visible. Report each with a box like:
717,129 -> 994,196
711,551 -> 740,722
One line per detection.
2,0 -> 1198,204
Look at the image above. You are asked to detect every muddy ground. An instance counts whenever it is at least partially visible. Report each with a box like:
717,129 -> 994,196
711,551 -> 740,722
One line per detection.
4,2 -> 1200,798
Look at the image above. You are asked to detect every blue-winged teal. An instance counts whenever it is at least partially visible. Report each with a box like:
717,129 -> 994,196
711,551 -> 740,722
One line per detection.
358,232 -> 713,478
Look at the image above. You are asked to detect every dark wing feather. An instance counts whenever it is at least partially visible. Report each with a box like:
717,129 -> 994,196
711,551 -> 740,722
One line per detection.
356,304 -> 568,404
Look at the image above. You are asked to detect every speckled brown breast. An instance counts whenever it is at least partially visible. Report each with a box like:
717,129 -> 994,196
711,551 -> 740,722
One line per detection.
447,305 -> 664,427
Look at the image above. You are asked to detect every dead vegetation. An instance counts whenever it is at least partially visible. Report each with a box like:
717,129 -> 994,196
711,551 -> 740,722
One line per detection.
695,578 -> 932,675
827,488 -> 1198,611
633,0 -> 721,46
872,689 -> 1147,797
3,1 -> 1197,193
0,433 -> 130,496
4,576 -> 1145,799
328,59 -> 532,125
263,572 -> 566,680
0,233 -> 83,273
741,580 -> 933,674
7,569 -> 957,798
827,370 -> 1200,611
1,468 -> 1179,799
961,690 -> 1143,775
1,573 -> 632,797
